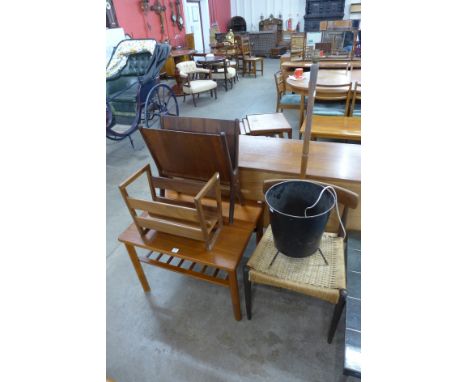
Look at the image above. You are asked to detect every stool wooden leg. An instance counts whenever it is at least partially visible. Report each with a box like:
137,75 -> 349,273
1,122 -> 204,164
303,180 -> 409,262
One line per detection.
327,289 -> 347,343
228,270 -> 242,321
253,61 -> 257,78
243,266 -> 252,320
125,244 -> 150,292
261,60 -> 264,76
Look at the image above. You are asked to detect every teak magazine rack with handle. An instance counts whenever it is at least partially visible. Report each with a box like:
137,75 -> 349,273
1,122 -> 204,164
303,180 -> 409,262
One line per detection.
119,164 -> 223,250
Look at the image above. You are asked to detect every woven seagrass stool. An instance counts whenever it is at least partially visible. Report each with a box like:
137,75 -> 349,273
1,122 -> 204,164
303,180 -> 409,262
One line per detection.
243,179 -> 359,343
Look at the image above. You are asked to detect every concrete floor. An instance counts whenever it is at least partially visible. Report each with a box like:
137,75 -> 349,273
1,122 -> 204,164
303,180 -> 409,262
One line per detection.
107,58 -> 359,382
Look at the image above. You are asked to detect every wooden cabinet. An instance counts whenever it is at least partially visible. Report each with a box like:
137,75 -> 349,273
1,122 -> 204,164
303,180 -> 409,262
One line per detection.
304,0 -> 345,32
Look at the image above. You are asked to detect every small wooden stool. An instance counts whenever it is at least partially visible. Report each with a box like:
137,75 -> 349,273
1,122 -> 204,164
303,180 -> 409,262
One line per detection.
245,113 -> 293,139
242,57 -> 264,78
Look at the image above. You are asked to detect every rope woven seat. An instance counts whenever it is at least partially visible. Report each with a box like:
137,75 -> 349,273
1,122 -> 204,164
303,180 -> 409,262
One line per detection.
247,227 -> 345,304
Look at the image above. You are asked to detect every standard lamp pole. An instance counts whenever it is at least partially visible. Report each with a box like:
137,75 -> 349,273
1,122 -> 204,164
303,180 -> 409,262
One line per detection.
300,63 -> 319,178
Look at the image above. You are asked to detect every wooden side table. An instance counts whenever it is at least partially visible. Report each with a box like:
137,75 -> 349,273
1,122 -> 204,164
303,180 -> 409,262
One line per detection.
118,200 -> 263,321
245,113 -> 293,139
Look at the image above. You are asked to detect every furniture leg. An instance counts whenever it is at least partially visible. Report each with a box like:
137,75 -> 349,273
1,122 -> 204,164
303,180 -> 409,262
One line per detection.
299,95 -> 305,128
253,61 -> 257,78
214,88 -> 217,99
125,243 -> 150,292
229,189 -> 235,224
243,265 -> 252,320
192,93 -> 197,107
228,270 -> 242,321
256,206 -> 264,243
327,289 -> 347,343
287,131 -> 292,139
261,60 -> 264,76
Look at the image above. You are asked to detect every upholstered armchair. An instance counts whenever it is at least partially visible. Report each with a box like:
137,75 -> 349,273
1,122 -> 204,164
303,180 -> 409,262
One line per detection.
176,61 -> 218,107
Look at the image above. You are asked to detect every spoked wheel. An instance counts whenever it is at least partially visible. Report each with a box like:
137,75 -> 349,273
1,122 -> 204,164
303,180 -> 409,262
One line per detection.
144,83 -> 179,128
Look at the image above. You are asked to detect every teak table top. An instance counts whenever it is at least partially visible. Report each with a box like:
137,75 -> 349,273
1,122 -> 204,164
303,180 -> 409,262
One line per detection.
300,116 -> 361,141
246,113 -> 292,135
118,217 -> 252,271
238,135 -> 361,183
287,70 -> 361,95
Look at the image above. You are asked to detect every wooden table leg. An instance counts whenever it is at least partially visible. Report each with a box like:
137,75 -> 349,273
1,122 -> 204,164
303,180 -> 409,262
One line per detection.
287,130 -> 292,139
299,95 -> 305,128
228,270 -> 242,321
125,243 -> 151,292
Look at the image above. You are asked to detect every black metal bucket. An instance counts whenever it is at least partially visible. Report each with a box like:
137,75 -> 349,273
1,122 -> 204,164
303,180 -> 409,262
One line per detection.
265,180 -> 336,258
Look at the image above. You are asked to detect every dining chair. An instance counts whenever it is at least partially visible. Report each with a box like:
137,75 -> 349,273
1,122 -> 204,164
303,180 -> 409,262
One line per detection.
243,179 -> 359,343
176,60 -> 218,107
349,82 -> 361,117
313,83 -> 352,117
211,58 -> 237,90
238,36 -> 264,78
274,70 -> 306,113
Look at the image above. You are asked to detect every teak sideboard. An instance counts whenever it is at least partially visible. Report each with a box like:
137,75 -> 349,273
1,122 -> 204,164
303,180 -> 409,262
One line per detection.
238,135 -> 361,231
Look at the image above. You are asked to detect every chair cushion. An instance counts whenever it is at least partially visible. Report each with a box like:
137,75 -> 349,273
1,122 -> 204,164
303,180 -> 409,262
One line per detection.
212,67 -> 236,80
280,94 -> 306,105
313,102 -> 347,116
183,80 -> 217,94
247,227 -> 344,304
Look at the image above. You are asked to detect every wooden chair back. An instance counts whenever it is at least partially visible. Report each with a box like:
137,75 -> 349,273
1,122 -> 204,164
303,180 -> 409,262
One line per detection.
350,82 -> 361,116
274,70 -> 285,96
119,164 -> 223,250
263,179 -> 359,237
315,82 -> 352,115
161,115 -> 240,169
240,36 -> 252,57
290,33 -> 305,60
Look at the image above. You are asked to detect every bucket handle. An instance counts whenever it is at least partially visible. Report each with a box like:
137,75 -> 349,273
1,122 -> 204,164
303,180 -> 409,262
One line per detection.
304,186 -> 346,239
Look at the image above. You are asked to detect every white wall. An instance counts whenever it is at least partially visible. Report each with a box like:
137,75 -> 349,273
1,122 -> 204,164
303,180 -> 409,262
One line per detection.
230,0 -> 306,32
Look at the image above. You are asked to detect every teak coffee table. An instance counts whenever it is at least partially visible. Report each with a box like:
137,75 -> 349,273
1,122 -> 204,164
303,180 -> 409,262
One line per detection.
118,200 -> 263,321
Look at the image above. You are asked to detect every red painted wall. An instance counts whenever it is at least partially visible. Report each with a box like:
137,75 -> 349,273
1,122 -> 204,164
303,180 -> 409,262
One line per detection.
208,0 -> 231,33
113,0 -> 186,47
